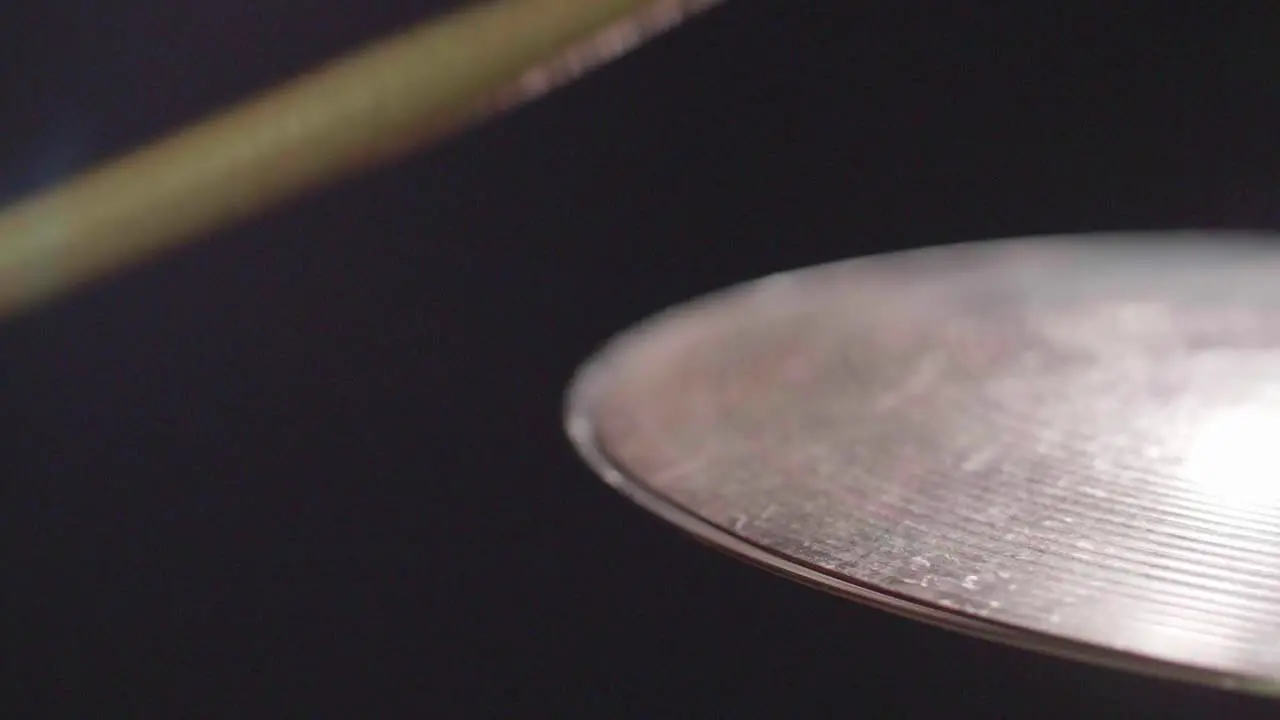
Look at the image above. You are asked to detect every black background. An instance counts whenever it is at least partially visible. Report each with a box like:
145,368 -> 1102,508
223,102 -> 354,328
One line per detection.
3,2 -> 1280,716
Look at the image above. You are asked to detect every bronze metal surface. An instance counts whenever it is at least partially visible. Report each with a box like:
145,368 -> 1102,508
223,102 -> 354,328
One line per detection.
567,232 -> 1280,696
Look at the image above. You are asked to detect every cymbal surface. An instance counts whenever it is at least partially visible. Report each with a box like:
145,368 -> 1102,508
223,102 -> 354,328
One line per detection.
566,232 -> 1280,695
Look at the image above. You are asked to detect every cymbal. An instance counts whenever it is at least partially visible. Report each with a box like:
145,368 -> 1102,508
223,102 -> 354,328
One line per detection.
566,231 -> 1280,696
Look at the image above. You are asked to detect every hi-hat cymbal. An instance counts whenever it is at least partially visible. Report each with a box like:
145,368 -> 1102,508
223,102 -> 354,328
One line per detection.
566,231 -> 1280,696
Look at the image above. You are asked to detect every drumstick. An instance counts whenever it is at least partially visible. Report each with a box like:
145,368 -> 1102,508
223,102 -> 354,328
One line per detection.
0,0 -> 721,319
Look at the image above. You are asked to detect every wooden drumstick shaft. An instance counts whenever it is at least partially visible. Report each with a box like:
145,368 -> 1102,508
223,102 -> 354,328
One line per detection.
0,0 -> 718,319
